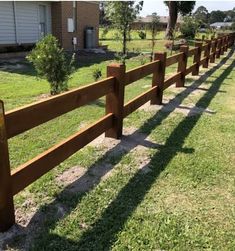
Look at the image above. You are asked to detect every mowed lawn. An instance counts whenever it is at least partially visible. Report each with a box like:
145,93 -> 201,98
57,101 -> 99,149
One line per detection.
0,42 -> 235,250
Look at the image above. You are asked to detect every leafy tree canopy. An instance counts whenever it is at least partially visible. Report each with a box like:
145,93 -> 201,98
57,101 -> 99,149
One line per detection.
193,6 -> 209,25
164,1 -> 195,38
105,1 -> 143,56
164,1 -> 196,16
209,10 -> 226,24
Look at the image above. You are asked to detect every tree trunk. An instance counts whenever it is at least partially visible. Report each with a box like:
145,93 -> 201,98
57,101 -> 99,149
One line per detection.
123,29 -> 127,55
165,1 -> 178,39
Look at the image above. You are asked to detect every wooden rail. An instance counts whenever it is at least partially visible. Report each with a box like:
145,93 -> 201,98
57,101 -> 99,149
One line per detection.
5,77 -> 115,139
11,113 -> 113,195
188,47 -> 198,57
125,61 -> 159,86
185,63 -> 197,75
0,32 -> 234,232
123,87 -> 156,117
164,72 -> 182,90
165,52 -> 183,67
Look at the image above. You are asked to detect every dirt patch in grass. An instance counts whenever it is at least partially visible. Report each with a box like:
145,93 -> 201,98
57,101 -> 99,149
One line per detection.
57,127 -> 157,193
35,93 -> 51,101
56,166 -> 87,191
55,163 -> 114,194
140,100 -> 215,117
89,126 -> 157,151
0,202 -> 43,251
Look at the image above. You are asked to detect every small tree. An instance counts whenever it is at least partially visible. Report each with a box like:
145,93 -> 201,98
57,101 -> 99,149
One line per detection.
180,16 -> 200,39
149,13 -> 160,61
193,6 -> 210,26
27,34 -> 75,95
105,1 -> 143,62
92,66 -> 102,81
231,22 -> 235,30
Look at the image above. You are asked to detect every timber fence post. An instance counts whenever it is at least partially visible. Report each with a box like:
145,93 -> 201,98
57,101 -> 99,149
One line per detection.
192,42 -> 203,76
221,36 -> 225,55
0,101 -> 15,232
151,52 -> 166,105
231,33 -> 235,46
176,45 -> 189,88
210,38 -> 216,63
216,38 -> 221,58
224,35 -> 228,52
202,35 -> 205,42
203,40 -> 211,68
228,34 -> 232,47
105,63 -> 125,139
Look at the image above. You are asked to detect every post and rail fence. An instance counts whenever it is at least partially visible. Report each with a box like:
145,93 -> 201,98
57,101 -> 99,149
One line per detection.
0,33 -> 234,232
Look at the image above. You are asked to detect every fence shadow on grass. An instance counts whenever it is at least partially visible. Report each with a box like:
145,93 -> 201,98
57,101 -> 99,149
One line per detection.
3,49 -> 234,250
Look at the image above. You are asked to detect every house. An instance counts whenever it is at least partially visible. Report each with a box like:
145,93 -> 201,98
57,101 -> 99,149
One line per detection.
0,1 -> 99,52
131,15 -> 183,30
210,22 -> 232,29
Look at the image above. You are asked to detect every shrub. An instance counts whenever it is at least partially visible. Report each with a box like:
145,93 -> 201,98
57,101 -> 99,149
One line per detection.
27,34 -> 75,95
100,26 -> 109,39
114,52 -> 128,64
92,67 -> 102,81
231,22 -> 235,31
139,53 -> 147,65
180,16 -> 200,39
138,30 -> 146,39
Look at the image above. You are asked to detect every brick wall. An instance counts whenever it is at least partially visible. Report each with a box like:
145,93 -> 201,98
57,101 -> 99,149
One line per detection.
76,1 -> 99,49
51,2 -> 62,43
51,1 -> 99,51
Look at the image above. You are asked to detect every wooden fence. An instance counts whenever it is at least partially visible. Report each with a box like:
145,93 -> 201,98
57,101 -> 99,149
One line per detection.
0,33 -> 234,232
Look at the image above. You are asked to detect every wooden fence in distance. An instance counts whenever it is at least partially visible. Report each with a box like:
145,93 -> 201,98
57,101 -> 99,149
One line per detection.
0,33 -> 234,232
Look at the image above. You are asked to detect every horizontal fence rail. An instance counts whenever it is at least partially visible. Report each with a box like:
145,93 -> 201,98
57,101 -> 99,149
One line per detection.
5,77 -> 115,139
11,113 -> 114,195
125,60 -> 159,86
164,72 -> 182,90
0,32 -> 234,232
165,52 -> 183,67
123,87 -> 156,117
188,47 -> 198,57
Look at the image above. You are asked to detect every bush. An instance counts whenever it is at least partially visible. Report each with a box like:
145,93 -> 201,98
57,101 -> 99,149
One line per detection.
92,67 -> 102,81
138,30 -> 146,39
180,16 -> 200,39
100,26 -> 109,39
139,53 -> 147,65
114,52 -> 128,64
27,34 -> 75,95
231,22 -> 235,31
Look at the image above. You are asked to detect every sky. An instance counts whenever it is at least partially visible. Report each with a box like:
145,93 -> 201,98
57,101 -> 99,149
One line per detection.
140,1 -> 235,16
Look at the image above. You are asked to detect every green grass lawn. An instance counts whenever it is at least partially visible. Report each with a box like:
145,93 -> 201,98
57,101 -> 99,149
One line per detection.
0,43 -> 235,250
99,29 -> 212,53
99,30 -> 170,53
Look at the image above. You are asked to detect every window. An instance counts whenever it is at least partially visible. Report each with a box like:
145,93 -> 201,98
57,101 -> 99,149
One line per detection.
39,5 -> 46,38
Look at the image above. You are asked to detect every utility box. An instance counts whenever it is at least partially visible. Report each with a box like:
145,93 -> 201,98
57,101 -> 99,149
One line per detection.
84,27 -> 96,49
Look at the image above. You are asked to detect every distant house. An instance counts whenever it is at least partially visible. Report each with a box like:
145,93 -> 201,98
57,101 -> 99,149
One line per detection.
0,1 -> 99,52
210,22 -> 232,29
132,15 -> 183,30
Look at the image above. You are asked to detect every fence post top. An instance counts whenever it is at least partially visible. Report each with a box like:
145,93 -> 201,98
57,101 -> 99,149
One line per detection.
195,41 -> 203,47
154,51 -> 167,55
153,51 -> 167,60
180,45 -> 189,51
108,62 -> 125,68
